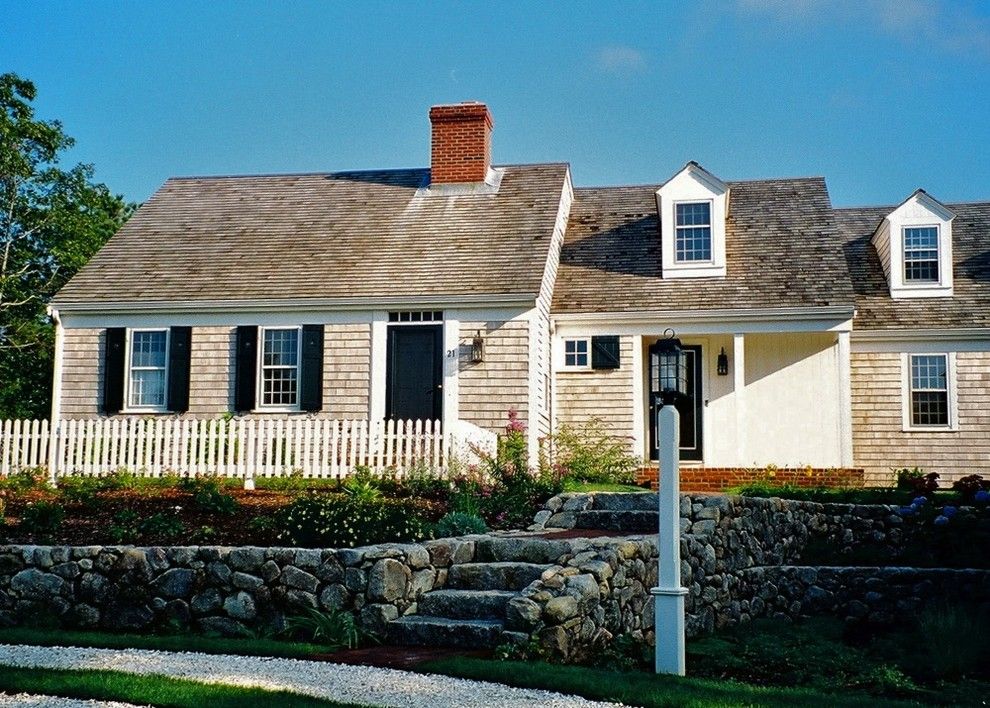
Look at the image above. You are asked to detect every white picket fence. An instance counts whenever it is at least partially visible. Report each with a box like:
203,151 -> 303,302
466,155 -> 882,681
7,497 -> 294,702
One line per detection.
0,418 -> 498,484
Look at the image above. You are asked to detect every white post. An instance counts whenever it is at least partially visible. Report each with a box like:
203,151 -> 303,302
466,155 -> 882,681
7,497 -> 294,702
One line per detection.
652,403 -> 687,675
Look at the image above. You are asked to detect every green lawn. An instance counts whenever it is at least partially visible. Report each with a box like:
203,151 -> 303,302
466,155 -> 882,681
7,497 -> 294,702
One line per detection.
418,657 -> 913,708
0,665 -> 362,707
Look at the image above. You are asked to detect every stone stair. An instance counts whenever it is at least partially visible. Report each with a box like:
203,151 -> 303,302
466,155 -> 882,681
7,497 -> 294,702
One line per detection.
537,492 -> 660,533
385,560 -> 551,649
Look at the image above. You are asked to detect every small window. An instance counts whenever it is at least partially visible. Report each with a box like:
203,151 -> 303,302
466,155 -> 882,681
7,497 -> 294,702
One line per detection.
127,329 -> 168,410
903,227 -> 940,283
675,202 -> 712,262
259,327 -> 300,409
563,339 -> 590,369
909,354 -> 949,427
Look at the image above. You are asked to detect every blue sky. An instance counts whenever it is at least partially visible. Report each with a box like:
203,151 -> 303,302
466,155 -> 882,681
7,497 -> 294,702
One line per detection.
3,0 -> 990,206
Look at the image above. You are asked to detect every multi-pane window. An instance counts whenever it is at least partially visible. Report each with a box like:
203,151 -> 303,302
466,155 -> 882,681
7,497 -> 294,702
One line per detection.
564,339 -> 589,368
128,330 -> 168,409
903,227 -> 940,283
260,328 -> 300,408
675,202 -> 712,262
910,354 -> 949,427
388,311 -> 443,323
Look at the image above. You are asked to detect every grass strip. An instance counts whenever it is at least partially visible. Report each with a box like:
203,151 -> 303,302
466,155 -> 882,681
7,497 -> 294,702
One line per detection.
0,626 -> 329,660
417,657 -> 917,708
0,665 -> 364,707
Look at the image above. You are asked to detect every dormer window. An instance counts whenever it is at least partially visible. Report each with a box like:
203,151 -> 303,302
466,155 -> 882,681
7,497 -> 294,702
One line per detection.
675,202 -> 713,262
871,189 -> 954,299
656,162 -> 728,279
903,226 -> 939,283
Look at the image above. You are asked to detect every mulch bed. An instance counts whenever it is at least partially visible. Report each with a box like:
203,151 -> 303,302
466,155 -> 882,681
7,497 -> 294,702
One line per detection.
1,487 -> 291,546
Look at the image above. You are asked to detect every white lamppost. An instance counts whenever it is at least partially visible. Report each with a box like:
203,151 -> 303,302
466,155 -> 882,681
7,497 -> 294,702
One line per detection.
650,330 -> 689,675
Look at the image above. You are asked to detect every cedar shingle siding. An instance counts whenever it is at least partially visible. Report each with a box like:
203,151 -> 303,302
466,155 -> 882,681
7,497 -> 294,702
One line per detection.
852,351 -> 990,485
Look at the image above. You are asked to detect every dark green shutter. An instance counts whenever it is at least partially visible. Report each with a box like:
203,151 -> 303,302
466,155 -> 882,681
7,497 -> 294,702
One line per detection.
299,324 -> 324,412
102,328 -> 126,414
167,326 -> 192,413
235,326 -> 258,412
591,336 -> 621,369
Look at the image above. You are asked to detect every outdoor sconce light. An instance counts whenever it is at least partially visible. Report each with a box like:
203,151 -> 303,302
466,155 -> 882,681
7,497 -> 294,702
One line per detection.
717,347 -> 729,376
471,331 -> 484,363
651,329 -> 687,405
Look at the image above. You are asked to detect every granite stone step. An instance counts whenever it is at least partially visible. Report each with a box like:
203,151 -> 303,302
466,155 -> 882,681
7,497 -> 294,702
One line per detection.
447,562 -> 551,591
574,509 -> 658,533
417,589 -> 517,620
385,615 -> 505,649
473,536 -> 571,564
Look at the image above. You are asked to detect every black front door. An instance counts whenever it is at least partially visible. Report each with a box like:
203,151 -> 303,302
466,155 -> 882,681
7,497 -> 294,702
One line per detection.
649,343 -> 703,461
386,325 -> 443,421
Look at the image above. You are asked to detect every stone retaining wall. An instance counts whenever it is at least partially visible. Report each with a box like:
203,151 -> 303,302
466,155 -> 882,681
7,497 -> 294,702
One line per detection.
0,540 -> 475,637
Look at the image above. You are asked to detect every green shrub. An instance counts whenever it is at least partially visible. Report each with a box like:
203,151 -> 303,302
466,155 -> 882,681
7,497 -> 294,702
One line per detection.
56,476 -> 104,506
550,419 -> 639,485
19,500 -> 65,539
272,492 -> 429,548
181,477 -> 238,515
433,511 -> 487,537
283,607 -> 372,649
138,512 -> 185,540
0,467 -> 48,493
108,509 -> 140,544
341,471 -> 383,502
99,468 -> 142,491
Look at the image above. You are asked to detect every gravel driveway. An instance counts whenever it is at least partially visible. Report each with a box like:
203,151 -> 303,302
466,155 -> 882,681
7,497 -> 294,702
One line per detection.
0,645 -> 622,708
0,695 -> 141,708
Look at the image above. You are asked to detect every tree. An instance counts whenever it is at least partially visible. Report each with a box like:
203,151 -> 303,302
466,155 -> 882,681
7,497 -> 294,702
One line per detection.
0,72 -> 132,419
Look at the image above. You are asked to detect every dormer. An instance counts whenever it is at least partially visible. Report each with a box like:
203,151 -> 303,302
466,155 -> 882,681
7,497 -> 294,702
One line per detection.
871,189 -> 955,299
655,161 -> 729,279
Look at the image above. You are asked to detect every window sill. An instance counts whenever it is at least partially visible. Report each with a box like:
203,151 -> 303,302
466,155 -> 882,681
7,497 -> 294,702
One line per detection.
902,425 -> 958,433
119,409 -> 173,415
250,408 -> 304,415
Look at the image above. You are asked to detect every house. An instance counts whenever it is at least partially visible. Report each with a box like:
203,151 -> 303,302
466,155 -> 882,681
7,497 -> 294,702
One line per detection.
47,101 -> 990,486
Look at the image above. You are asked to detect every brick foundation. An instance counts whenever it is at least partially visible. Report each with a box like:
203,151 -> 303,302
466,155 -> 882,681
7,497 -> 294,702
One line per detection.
635,466 -> 865,492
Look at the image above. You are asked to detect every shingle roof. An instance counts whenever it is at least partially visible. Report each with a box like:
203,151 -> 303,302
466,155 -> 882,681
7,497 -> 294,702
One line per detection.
552,177 -> 854,314
835,202 -> 990,330
53,164 -> 569,307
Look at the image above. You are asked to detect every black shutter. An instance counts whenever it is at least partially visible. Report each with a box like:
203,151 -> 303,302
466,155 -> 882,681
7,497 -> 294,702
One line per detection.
299,324 -> 324,412
591,336 -> 621,369
235,325 -> 258,412
102,328 -> 126,414
167,326 -> 192,413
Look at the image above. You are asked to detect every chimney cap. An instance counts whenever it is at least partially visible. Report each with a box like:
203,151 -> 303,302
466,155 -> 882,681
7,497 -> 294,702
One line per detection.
429,101 -> 493,127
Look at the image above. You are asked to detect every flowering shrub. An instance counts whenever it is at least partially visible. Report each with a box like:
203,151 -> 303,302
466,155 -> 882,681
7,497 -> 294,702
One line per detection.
272,492 -> 430,548
18,499 -> 65,540
951,474 -> 990,503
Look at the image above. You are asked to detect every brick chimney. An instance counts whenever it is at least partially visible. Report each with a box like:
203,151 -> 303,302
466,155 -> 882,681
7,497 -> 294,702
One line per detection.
429,101 -> 493,185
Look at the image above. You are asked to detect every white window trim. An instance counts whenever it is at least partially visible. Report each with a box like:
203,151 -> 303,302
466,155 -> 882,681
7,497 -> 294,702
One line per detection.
673,199 -> 715,265
901,224 -> 943,288
656,162 -> 728,279
901,351 -> 958,432
255,325 -> 302,413
559,337 -> 592,371
876,190 -> 955,299
122,327 -> 170,414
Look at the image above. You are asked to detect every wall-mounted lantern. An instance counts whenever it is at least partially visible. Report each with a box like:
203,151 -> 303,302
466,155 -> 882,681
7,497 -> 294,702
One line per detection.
717,347 -> 729,376
650,329 -> 687,405
471,330 -> 485,363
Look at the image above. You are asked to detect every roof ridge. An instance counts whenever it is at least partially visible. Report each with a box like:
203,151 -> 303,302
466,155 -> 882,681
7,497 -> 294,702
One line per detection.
165,162 -> 570,182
